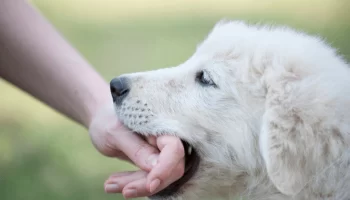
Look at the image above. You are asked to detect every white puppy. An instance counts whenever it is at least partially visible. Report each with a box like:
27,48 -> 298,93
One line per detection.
110,20 -> 350,200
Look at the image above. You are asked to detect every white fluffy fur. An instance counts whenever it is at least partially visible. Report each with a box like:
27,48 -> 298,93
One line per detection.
113,20 -> 350,200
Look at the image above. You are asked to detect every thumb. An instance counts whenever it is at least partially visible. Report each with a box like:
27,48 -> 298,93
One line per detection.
109,124 -> 160,172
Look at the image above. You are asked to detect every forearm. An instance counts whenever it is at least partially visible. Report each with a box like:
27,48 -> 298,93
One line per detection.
0,0 -> 111,127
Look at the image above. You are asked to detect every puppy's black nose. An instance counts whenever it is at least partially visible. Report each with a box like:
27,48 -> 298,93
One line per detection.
110,77 -> 130,105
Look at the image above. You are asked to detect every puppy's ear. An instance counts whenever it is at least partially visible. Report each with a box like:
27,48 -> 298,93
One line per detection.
260,106 -> 308,196
259,76 -> 337,196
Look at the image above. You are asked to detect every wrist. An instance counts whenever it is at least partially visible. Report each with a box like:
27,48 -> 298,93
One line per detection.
85,88 -> 113,128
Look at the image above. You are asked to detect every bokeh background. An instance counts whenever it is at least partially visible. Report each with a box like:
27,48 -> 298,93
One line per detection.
0,0 -> 349,200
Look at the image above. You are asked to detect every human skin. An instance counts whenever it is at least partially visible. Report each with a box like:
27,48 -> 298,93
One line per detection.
0,0 -> 185,198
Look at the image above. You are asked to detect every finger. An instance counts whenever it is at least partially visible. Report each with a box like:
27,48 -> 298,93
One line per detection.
113,153 -> 133,163
163,161 -> 185,187
146,136 -> 157,147
104,170 -> 147,193
149,161 -> 185,195
99,147 -> 133,164
109,124 -> 160,171
146,135 -> 185,193
121,161 -> 185,198
122,177 -> 150,199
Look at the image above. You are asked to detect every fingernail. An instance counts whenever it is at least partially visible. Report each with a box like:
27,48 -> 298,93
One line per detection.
150,179 -> 161,193
146,154 -> 159,167
105,183 -> 119,193
124,189 -> 138,198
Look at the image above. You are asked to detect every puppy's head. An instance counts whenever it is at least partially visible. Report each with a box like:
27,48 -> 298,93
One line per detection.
110,55 -> 256,199
110,20 -> 347,199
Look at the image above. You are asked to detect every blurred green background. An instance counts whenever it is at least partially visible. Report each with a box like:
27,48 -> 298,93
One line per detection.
0,0 -> 349,200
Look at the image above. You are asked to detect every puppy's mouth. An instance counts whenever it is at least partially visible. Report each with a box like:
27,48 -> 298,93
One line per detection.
149,139 -> 200,198
114,103 -> 200,197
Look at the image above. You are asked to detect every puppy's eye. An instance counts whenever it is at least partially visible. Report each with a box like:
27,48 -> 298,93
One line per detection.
196,70 -> 216,87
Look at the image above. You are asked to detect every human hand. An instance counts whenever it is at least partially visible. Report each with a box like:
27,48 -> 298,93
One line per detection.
103,135 -> 185,198
88,102 -> 185,198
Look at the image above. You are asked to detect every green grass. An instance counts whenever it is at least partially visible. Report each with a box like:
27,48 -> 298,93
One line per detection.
1,0 -> 349,200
